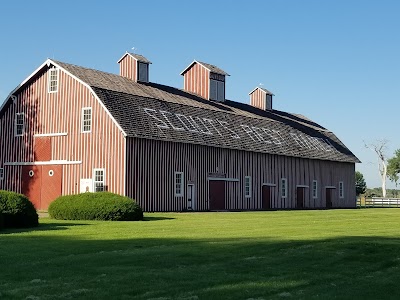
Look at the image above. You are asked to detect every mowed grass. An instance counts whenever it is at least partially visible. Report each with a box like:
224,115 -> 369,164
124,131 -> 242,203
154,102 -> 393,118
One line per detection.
1,210 -> 400,299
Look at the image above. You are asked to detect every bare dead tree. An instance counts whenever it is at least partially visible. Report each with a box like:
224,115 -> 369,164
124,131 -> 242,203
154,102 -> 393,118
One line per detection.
364,139 -> 389,197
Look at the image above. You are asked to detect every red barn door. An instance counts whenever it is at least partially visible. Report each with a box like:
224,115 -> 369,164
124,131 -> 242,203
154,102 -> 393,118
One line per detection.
41,165 -> 62,209
21,165 -> 62,210
21,166 -> 42,210
209,180 -> 225,210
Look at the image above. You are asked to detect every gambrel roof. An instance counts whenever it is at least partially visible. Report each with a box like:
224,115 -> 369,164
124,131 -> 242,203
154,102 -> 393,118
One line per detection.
1,59 -> 360,163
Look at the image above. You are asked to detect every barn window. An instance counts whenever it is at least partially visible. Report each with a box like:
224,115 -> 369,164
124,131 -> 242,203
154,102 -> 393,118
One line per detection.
0,168 -> 4,180
93,169 -> 105,192
281,178 -> 287,198
210,79 -> 225,101
138,62 -> 149,82
245,176 -> 252,198
174,172 -> 184,197
48,67 -> 59,93
312,180 -> 318,198
82,107 -> 92,133
15,113 -> 24,136
339,181 -> 344,198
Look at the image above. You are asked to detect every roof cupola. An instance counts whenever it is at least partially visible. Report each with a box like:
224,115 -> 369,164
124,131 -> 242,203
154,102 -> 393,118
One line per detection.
180,60 -> 229,102
118,52 -> 151,83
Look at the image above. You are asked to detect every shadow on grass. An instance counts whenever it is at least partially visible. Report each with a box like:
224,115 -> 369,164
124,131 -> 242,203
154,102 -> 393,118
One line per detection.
1,234 -> 400,299
143,216 -> 175,221
0,222 -> 91,234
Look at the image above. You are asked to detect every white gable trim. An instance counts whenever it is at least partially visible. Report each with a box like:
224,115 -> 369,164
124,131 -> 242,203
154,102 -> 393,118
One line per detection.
117,52 -> 133,63
0,60 -> 51,113
49,60 -> 127,137
1,59 -> 127,137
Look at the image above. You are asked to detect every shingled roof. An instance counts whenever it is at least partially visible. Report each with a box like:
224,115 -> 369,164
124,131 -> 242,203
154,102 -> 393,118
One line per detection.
2,59 -> 360,164
180,60 -> 229,76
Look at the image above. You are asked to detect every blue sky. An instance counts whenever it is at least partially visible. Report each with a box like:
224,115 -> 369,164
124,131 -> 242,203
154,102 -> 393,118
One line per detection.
1,0 -> 399,188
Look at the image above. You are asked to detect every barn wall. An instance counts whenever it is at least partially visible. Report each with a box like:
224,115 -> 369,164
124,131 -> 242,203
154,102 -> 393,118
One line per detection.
250,89 -> 266,110
119,54 -> 137,82
183,64 -> 209,100
0,66 -> 125,197
126,138 -> 356,212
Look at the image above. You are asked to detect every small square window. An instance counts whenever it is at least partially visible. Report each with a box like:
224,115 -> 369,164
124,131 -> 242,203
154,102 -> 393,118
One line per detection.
15,113 -> 24,136
82,107 -> 92,133
0,168 -> 4,180
175,172 -> 184,197
93,169 -> 105,192
245,176 -> 252,198
48,68 -> 58,93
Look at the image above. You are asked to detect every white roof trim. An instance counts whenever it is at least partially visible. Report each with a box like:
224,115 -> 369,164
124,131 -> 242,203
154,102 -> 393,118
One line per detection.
0,59 -> 51,113
1,59 -> 127,137
49,60 -> 127,137
180,60 -> 202,75
248,86 -> 274,96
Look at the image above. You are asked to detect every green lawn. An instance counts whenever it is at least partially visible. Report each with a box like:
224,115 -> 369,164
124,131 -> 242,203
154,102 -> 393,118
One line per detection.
1,209 -> 400,299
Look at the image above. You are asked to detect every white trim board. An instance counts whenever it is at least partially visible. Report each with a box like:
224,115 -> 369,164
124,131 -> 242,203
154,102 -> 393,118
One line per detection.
34,132 -> 68,137
262,183 -> 276,187
207,177 -> 239,182
296,185 -> 309,188
5,160 -> 82,166
325,186 -> 337,189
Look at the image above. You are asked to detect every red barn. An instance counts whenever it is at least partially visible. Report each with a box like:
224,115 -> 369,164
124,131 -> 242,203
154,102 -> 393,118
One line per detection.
0,53 -> 359,211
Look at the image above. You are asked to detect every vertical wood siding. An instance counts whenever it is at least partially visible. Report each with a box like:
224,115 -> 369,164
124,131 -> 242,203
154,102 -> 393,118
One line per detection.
126,138 -> 356,212
0,67 -> 125,197
250,89 -> 266,110
183,64 -> 209,100
119,55 -> 137,82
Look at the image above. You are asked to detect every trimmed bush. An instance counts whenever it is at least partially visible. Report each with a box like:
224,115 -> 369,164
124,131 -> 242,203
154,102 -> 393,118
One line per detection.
0,190 -> 39,228
48,192 -> 143,221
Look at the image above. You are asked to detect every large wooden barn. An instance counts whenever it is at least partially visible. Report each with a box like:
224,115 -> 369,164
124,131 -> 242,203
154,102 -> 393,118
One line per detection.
0,53 -> 359,211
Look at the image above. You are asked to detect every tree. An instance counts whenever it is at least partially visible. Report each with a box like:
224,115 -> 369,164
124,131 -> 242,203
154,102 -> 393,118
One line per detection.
388,149 -> 400,186
364,140 -> 388,197
355,171 -> 367,196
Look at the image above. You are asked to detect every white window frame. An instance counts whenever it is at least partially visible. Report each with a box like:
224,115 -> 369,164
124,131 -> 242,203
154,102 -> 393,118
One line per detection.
174,172 -> 184,197
15,113 -> 24,136
82,107 -> 92,133
312,180 -> 318,199
48,67 -> 59,93
281,178 -> 287,198
0,168 -> 4,180
93,168 -> 105,192
245,176 -> 252,198
339,181 -> 344,198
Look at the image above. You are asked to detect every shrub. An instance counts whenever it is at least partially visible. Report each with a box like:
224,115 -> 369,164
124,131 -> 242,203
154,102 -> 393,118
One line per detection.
0,190 -> 39,228
48,192 -> 143,221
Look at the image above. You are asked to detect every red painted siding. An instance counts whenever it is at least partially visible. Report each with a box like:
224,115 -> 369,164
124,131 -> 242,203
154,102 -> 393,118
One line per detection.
119,55 -> 137,82
125,138 -> 356,212
0,65 -> 126,204
250,89 -> 266,110
183,63 -> 209,99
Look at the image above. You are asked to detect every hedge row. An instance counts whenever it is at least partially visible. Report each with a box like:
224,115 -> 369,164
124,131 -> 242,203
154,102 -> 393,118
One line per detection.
48,192 -> 143,221
0,190 -> 39,229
